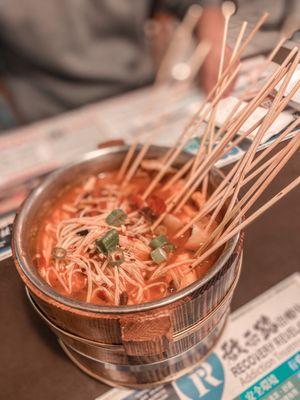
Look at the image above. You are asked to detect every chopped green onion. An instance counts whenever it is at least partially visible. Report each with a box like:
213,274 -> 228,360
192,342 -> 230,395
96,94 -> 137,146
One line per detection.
108,248 -> 125,266
52,247 -> 66,260
151,248 -> 168,264
150,235 -> 169,249
106,209 -> 127,227
96,229 -> 119,254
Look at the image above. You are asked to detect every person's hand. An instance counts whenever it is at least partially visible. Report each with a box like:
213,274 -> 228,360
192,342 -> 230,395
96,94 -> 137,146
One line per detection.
196,7 -> 236,97
200,44 -> 234,96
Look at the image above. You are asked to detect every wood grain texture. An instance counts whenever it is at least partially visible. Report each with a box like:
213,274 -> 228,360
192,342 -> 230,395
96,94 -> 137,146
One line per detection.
120,312 -> 173,356
58,312 -> 227,388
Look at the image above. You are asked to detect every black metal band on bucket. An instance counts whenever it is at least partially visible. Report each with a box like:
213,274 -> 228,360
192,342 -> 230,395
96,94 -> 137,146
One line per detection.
57,313 -> 227,389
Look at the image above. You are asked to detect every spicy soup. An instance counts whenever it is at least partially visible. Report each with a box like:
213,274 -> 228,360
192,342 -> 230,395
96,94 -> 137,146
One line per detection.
36,169 -> 218,306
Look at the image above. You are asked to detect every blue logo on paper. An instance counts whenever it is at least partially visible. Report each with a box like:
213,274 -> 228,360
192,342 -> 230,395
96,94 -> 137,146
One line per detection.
172,353 -> 225,399
185,137 -> 200,154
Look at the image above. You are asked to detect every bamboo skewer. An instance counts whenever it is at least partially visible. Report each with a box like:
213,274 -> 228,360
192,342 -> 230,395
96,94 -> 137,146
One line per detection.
174,119 -> 299,240
117,141 -> 138,181
119,48 -> 211,184
190,96 -> 241,188
179,19 -> 300,260
118,74 -> 196,182
33,8 -> 300,315
190,109 -> 214,180
163,158 -> 194,190
213,136 -> 300,240
184,113 -> 299,228
218,64 -> 289,140
117,5 -> 209,183
220,43 -> 298,128
120,11 -> 299,275
219,2 -> 236,79
218,147 -> 288,206
192,3 -> 232,181
198,133 -> 300,251
119,6 -> 219,183
245,15 -> 300,91
206,13 -> 267,108
230,21 -> 248,63
213,66 -> 289,146
174,148 -> 277,239
174,141 -> 296,239
246,119 -> 299,174
151,13 -> 266,184
240,37 -> 288,101
212,97 -> 244,143
118,83 -> 190,181
187,13 -> 268,122
170,52 -> 298,213
205,116 -> 276,233
137,12 -> 299,291
188,17 -> 245,179
191,175 -> 300,268
156,67 -> 245,203
200,2 -> 236,196
149,52 -> 299,232
215,84 -> 300,234
185,40 -> 211,84
122,138 -> 153,186
213,46 -> 298,147
201,116 -> 215,198
201,81 -> 300,239
145,13 -> 268,187
171,110 -> 271,216
202,12 -> 269,103
212,52 -> 300,227
223,136 -> 300,235
142,63 -> 241,200
221,63 -> 297,157
155,4 -> 203,84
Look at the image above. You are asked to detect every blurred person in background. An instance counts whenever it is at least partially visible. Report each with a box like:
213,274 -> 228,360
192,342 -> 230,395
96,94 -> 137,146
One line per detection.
1,1 -> 299,132
0,0 -> 234,131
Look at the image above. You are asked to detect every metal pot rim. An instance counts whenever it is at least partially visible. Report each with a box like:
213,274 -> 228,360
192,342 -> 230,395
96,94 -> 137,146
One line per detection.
13,145 -> 240,314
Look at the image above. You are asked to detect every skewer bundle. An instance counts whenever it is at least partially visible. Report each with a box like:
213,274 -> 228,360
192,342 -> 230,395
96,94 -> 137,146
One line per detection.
117,8 -> 300,277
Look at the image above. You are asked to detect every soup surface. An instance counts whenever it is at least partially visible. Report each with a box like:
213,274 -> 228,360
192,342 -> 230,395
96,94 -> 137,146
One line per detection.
36,168 -> 218,305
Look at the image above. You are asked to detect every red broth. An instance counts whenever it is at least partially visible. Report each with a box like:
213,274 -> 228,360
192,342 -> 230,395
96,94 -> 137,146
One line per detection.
36,170 -> 218,306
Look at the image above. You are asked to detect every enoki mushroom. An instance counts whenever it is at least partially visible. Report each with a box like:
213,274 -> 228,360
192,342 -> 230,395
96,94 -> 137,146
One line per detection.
36,172 -> 217,305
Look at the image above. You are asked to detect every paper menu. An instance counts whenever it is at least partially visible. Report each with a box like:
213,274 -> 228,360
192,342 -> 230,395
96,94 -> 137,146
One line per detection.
0,213 -> 14,261
207,96 -> 295,144
275,65 -> 300,109
0,85 -> 201,190
0,75 -> 297,198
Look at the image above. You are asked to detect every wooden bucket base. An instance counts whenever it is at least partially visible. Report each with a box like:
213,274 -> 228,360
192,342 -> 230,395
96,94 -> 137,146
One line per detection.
57,313 -> 228,388
26,286 -> 232,366
23,250 -> 242,387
